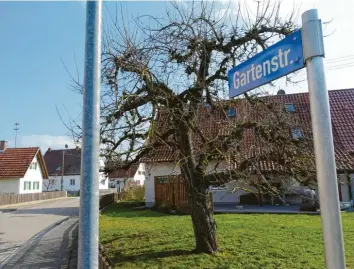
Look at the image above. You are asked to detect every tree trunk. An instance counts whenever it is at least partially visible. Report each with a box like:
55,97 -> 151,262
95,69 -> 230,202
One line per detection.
174,115 -> 218,254
188,185 -> 218,254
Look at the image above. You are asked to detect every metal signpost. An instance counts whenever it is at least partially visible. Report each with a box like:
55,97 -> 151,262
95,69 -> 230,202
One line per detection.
78,0 -> 102,268
228,9 -> 346,269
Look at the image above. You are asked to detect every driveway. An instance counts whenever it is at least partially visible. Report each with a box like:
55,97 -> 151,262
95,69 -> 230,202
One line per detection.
0,197 -> 79,265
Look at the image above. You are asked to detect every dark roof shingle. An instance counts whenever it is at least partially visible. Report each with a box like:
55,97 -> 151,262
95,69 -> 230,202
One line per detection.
44,148 -> 81,176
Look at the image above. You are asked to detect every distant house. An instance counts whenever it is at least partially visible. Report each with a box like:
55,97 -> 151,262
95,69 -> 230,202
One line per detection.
43,147 -> 109,191
142,89 -> 354,207
0,140 -> 49,194
108,163 -> 145,190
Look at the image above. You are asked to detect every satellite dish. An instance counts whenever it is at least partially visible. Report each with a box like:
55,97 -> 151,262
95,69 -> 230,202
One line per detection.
277,89 -> 286,95
65,144 -> 68,149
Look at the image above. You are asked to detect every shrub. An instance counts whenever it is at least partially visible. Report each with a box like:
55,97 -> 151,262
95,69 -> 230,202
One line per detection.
121,185 -> 145,201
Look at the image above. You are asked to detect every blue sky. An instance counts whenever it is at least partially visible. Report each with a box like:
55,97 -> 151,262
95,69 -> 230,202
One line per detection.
0,1 -> 167,150
1,0 -> 354,151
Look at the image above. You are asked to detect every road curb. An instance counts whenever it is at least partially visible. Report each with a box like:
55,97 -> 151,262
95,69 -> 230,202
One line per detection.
0,217 -> 70,269
0,209 -> 17,213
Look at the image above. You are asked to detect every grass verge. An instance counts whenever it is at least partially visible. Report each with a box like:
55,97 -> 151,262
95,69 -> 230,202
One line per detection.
100,202 -> 354,269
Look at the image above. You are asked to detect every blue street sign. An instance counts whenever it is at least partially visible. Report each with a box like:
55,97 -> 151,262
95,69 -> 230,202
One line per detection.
228,30 -> 305,98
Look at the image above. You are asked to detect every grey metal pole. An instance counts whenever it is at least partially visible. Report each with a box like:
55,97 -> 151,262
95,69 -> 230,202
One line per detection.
302,9 -> 346,269
78,0 -> 102,268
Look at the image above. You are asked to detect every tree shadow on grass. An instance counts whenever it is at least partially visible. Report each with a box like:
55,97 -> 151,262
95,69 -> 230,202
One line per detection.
110,249 -> 193,263
101,202 -> 176,218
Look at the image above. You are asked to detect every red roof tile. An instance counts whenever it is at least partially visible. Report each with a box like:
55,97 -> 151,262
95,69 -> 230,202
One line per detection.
107,164 -> 139,178
142,89 -> 354,172
0,147 -> 49,179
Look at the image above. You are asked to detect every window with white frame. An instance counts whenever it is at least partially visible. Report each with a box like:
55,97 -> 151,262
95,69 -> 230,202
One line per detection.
70,179 -> 75,186
33,181 -> 40,190
29,162 -> 38,170
138,171 -> 145,175
24,181 -> 31,190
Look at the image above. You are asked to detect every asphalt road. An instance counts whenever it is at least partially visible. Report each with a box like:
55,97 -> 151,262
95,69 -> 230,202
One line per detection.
0,197 -> 79,266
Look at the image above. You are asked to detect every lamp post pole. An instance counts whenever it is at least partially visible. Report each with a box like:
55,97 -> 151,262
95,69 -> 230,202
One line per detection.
78,0 -> 102,268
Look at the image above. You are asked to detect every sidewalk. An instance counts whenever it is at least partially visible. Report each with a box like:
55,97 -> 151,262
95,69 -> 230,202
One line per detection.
1,217 -> 79,269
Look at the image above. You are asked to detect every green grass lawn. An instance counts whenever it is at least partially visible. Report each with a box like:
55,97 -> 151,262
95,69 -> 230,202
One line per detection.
100,202 -> 354,269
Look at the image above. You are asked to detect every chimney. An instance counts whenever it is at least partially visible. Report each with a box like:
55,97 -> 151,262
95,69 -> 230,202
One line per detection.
0,140 -> 8,152
47,147 -> 52,152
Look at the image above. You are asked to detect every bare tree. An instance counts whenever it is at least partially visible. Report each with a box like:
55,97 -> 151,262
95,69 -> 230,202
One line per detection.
71,1 -> 316,254
43,178 -> 58,191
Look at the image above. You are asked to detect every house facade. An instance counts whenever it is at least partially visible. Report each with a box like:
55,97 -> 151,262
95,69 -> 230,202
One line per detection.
142,89 -> 354,208
43,147 -> 108,192
108,163 -> 145,190
0,141 -> 49,194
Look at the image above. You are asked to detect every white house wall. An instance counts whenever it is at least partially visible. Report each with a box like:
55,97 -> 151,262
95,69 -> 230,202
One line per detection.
99,172 -> 109,189
134,163 -> 146,186
19,155 -> 43,194
0,178 -> 20,194
43,174 -> 108,191
44,175 -> 81,191
145,161 -> 344,207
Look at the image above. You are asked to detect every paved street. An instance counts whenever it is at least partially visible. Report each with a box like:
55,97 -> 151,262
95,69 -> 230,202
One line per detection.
0,197 -> 79,267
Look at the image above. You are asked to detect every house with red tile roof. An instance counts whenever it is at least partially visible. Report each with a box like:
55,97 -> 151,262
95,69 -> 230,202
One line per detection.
107,163 -> 145,190
0,141 -> 49,194
43,147 -> 109,192
142,88 -> 354,207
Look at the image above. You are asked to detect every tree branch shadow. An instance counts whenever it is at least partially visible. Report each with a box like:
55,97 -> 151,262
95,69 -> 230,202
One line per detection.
111,249 -> 193,263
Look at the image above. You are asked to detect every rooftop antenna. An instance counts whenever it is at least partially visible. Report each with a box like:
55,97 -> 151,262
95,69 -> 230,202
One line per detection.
14,122 -> 19,148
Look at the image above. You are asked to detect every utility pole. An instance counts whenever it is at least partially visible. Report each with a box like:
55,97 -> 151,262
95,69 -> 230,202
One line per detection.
14,123 -> 19,148
61,144 -> 68,191
78,0 -> 102,268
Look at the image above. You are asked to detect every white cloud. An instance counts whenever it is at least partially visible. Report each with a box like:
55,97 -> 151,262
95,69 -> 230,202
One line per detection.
8,135 -> 77,153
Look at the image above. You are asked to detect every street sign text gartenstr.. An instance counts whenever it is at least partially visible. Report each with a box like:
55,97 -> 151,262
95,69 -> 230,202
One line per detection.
228,30 -> 305,98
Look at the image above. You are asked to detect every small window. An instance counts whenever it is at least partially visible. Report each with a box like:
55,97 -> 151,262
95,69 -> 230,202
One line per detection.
291,128 -> 303,139
56,166 -> 61,172
227,107 -> 236,117
70,179 -> 75,186
285,103 -> 295,112
34,163 -> 37,170
28,182 -> 31,190
138,171 -> 145,175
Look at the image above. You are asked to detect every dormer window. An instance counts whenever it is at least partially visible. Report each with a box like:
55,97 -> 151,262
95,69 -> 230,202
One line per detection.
285,103 -> 295,112
291,128 -> 303,139
227,107 -> 236,117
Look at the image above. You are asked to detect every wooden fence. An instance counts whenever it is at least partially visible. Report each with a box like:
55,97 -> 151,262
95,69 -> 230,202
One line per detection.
0,191 -> 67,206
155,175 -> 214,214
99,192 -> 118,210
